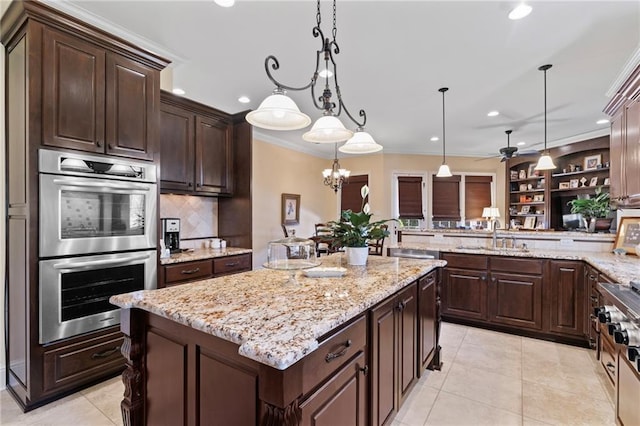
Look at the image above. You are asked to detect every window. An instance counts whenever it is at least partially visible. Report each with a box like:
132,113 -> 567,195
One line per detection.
432,175 -> 461,221
341,175 -> 368,212
398,176 -> 424,219
465,175 -> 493,220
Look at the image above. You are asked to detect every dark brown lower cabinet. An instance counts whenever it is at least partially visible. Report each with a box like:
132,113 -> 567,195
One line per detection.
488,272 -> 543,330
370,282 -> 418,426
300,350 -> 367,426
548,260 -> 585,337
441,253 -> 587,345
442,267 -> 488,321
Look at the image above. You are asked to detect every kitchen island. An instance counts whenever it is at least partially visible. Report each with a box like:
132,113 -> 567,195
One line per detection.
110,254 -> 445,425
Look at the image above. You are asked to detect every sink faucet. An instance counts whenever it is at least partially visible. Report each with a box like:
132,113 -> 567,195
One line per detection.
492,220 -> 498,249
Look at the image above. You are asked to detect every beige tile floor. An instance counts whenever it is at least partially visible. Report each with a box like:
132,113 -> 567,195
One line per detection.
0,322 -> 615,425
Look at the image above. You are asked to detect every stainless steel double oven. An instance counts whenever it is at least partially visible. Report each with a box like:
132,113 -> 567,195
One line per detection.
39,149 -> 157,344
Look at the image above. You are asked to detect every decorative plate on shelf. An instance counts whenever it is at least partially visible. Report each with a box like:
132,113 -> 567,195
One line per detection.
303,267 -> 347,278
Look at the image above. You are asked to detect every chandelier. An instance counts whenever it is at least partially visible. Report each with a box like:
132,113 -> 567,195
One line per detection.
245,0 -> 383,154
322,143 -> 350,192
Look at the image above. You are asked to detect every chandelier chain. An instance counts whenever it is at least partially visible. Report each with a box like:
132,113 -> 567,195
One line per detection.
332,0 -> 337,41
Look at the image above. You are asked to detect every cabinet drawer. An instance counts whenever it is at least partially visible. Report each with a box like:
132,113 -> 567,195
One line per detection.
213,254 -> 251,276
165,260 -> 213,284
490,257 -> 543,275
43,331 -> 124,392
302,315 -> 367,395
442,253 -> 488,270
600,332 -> 617,385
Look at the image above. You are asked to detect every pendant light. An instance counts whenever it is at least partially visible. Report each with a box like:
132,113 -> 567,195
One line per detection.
322,143 -> 350,192
534,64 -> 557,171
247,0 -> 381,149
436,87 -> 452,177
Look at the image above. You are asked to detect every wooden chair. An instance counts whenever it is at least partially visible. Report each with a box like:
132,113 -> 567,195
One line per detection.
314,223 -> 336,256
368,224 -> 388,256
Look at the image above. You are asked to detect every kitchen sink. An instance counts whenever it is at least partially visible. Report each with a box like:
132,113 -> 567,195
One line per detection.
456,245 -> 529,252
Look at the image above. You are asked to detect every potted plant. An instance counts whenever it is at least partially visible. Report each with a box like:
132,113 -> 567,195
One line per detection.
329,185 -> 392,265
567,188 -> 612,232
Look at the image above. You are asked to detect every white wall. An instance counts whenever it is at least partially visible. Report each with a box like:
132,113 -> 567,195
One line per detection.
251,139 -> 336,269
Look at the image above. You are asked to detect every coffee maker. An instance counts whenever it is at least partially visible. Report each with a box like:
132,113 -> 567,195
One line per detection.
161,218 -> 181,253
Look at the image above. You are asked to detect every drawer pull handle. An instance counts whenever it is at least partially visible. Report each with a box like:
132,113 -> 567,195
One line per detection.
359,365 -> 369,375
91,346 -> 121,359
225,262 -> 240,267
605,362 -> 615,373
325,340 -> 352,363
590,296 -> 598,302
181,268 -> 201,275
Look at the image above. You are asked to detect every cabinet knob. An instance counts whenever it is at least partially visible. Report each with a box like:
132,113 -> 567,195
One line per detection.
108,144 -> 113,150
359,365 -> 369,375
96,141 -> 102,147
188,182 -> 192,187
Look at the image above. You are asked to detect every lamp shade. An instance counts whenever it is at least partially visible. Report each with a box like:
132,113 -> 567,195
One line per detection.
534,154 -> 556,171
436,164 -> 452,177
302,115 -> 353,143
482,207 -> 500,218
245,93 -> 311,130
339,129 -> 383,154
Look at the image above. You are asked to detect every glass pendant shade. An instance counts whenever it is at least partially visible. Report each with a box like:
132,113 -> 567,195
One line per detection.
436,164 -> 452,177
245,92 -> 311,130
534,154 -> 556,171
302,115 -> 353,143
339,129 -> 383,154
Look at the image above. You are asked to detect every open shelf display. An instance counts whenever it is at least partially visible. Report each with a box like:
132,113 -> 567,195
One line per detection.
506,136 -> 610,231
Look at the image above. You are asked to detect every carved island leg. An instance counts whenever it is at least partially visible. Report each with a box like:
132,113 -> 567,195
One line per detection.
260,400 -> 302,426
120,308 -> 145,426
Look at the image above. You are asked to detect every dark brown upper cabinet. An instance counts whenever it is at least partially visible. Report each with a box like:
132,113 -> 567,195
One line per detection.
160,91 -> 233,196
41,27 -> 160,161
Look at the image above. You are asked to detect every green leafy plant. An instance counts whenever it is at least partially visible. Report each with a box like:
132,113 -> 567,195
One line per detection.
329,185 -> 393,248
567,187 -> 611,220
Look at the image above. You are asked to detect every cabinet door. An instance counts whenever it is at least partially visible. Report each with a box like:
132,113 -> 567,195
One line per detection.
624,100 -> 640,204
610,115 -> 625,202
442,268 -> 488,321
195,115 -> 232,195
370,295 -> 397,426
418,273 -> 436,372
42,27 -> 106,153
397,283 -> 418,406
105,53 -> 158,160
488,272 -> 542,330
300,350 -> 367,426
160,103 -> 194,192
548,260 -> 585,337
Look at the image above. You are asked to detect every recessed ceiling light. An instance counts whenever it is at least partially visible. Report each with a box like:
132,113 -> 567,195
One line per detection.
487,111 -> 500,117
508,4 -> 532,20
172,88 -> 186,95
517,141 -> 526,146
214,0 -> 235,7
430,136 -> 439,142
319,68 -> 333,78
238,96 -> 251,104
596,119 -> 610,125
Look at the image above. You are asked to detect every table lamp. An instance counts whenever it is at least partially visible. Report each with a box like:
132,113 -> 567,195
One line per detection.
482,207 -> 501,230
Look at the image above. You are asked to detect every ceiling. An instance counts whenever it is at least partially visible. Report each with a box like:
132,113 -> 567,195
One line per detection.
44,0 -> 640,159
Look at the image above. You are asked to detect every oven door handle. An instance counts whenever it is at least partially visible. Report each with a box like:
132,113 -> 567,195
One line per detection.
52,178 -> 152,191
53,253 -> 152,270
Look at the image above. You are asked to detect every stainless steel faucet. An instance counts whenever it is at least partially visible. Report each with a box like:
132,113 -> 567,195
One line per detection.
492,221 -> 498,249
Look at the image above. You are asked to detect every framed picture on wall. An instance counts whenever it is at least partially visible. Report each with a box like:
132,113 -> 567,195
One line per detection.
613,217 -> 640,255
282,193 -> 300,225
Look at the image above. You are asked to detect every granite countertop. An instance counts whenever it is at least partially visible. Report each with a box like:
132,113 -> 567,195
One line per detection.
392,242 -> 639,285
398,228 -> 615,242
111,254 -> 445,370
160,247 -> 252,265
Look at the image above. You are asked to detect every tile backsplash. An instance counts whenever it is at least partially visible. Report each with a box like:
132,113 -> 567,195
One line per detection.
160,194 -> 218,243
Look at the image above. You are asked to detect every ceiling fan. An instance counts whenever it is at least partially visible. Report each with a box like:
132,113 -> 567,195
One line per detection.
496,129 -> 539,162
477,129 -> 540,162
